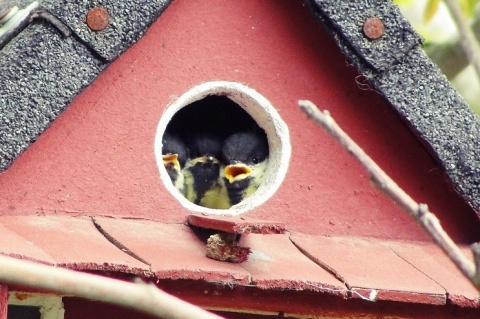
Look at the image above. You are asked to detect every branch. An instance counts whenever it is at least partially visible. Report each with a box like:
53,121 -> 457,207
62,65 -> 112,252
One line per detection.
443,0 -> 480,81
425,41 -> 467,79
0,254 -> 223,319
298,100 -> 480,289
426,6 -> 480,79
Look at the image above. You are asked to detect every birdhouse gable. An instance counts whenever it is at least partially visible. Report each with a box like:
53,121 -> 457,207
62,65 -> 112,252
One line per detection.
1,0 -> 480,317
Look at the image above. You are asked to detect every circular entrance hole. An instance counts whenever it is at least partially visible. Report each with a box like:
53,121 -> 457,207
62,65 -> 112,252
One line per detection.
155,81 -> 291,216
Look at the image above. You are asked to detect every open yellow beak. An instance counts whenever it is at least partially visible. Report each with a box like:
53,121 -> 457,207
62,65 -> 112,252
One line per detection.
162,153 -> 180,171
225,163 -> 252,183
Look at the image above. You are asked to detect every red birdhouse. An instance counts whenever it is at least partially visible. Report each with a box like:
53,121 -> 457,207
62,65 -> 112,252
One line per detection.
0,0 -> 479,318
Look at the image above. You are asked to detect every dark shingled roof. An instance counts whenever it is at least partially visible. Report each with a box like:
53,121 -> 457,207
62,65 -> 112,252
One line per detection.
1,0 -> 479,214
0,0 -> 172,171
308,0 -> 480,213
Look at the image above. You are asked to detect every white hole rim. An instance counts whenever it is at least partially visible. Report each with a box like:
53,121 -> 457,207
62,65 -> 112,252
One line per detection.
154,81 -> 291,216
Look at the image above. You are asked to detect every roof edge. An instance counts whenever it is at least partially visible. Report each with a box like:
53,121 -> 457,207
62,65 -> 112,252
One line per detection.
306,0 -> 480,214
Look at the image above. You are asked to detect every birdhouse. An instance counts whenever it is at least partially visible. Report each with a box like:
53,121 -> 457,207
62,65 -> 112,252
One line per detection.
1,0 -> 480,318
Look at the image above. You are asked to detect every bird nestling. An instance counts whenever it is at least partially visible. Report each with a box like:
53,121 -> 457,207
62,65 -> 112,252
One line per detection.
183,133 -> 230,209
222,131 -> 269,206
162,132 -> 189,194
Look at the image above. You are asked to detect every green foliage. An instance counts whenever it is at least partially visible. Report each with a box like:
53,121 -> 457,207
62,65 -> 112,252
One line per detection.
424,0 -> 440,23
394,0 -> 480,114
461,0 -> 477,17
394,0 -> 413,5
395,0 -> 477,22
419,0 -> 477,22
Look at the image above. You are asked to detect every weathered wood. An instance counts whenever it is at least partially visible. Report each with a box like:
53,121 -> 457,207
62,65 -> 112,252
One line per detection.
0,285 -> 7,319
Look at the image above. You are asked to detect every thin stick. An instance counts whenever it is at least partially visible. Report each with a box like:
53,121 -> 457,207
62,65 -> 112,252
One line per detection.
0,254 -> 223,319
298,100 -> 479,289
443,0 -> 480,81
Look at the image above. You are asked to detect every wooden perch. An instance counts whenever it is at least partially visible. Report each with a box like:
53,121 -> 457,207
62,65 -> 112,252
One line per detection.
0,254 -> 223,319
298,100 -> 480,290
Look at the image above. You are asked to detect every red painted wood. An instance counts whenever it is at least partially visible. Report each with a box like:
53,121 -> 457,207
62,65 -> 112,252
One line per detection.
0,285 -> 7,319
2,216 -> 476,310
51,293 -> 480,319
63,298 -> 156,319
160,280 -> 480,318
0,221 -> 55,264
188,214 -> 285,234
0,216 -> 147,271
0,0 -> 477,244
387,240 -> 479,307
92,218 -> 252,284
239,234 -> 346,295
290,234 -> 446,304
16,280 -> 480,319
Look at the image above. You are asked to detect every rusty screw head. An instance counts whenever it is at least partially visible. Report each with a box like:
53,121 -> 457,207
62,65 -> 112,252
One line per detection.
86,7 -> 109,31
363,17 -> 384,40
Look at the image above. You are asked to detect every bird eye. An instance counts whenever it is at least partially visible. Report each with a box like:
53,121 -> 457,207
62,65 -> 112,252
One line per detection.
252,157 -> 259,164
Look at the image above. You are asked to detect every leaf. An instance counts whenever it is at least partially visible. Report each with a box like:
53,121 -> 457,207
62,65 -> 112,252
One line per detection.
424,0 -> 440,23
461,0 -> 477,18
393,0 -> 413,5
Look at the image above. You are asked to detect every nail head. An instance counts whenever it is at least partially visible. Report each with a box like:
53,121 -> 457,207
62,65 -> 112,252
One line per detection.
363,17 -> 384,40
86,7 -> 109,31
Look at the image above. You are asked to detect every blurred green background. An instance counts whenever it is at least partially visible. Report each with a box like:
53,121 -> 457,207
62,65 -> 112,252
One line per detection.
395,0 -> 480,115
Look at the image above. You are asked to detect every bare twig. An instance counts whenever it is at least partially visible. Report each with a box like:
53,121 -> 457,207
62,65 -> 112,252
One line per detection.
443,0 -> 480,81
426,5 -> 480,79
0,254 -> 223,319
298,100 -> 479,289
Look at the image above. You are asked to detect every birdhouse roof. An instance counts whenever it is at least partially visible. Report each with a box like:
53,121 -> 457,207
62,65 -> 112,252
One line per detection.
1,0 -> 480,316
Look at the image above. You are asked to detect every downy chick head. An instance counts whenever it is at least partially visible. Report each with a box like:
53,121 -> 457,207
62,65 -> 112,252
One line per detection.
222,131 -> 269,206
162,132 -> 188,193
184,133 -> 224,206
